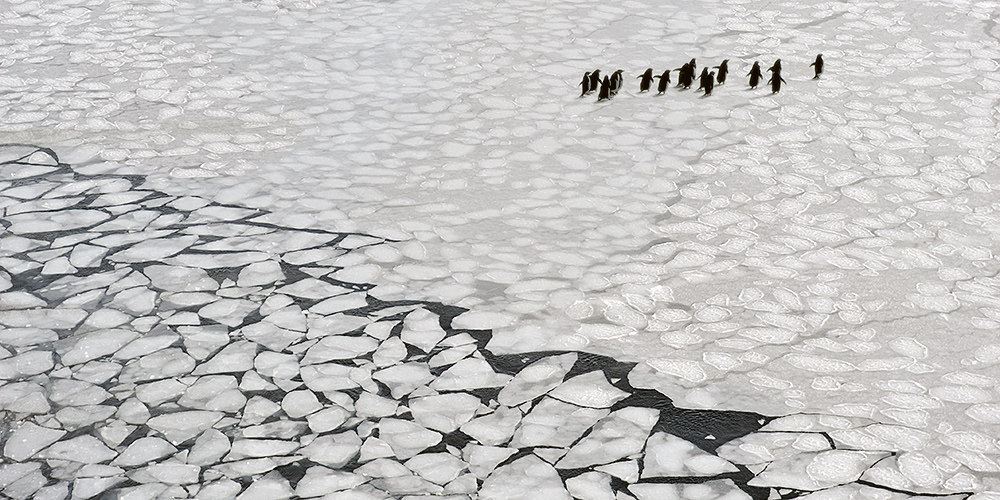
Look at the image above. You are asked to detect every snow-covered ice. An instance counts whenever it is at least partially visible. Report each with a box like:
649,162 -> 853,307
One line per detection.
2,0 -> 1000,495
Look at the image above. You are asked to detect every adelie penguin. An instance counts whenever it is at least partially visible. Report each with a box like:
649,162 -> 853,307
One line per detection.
579,72 -> 592,97
637,68 -> 654,93
597,75 -> 612,101
768,69 -> 786,94
589,70 -> 601,92
609,69 -> 624,96
747,61 -> 763,89
698,69 -> 714,95
810,54 -> 824,79
654,69 -> 671,94
696,68 -> 710,92
676,63 -> 692,89
714,59 -> 729,85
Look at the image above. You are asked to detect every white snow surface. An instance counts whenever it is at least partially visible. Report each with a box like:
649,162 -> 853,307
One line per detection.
3,0 -> 1000,497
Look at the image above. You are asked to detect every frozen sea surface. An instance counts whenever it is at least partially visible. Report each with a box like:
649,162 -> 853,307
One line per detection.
1,145 -> 996,499
2,0 -> 1000,496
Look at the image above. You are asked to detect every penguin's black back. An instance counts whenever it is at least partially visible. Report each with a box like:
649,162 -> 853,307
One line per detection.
598,75 -> 611,101
768,69 -> 784,93
656,70 -> 670,93
639,68 -> 654,92
716,60 -> 728,84
811,54 -> 824,77
748,62 -> 762,88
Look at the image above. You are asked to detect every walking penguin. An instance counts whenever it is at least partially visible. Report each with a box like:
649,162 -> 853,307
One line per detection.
638,68 -> 654,92
609,69 -> 624,96
810,54 -> 824,79
579,72 -> 592,96
589,70 -> 601,91
676,63 -> 692,89
768,69 -> 786,94
714,59 -> 729,85
655,69 -> 671,94
696,68 -> 710,92
598,75 -> 612,101
747,61 -> 763,89
704,72 -> 715,96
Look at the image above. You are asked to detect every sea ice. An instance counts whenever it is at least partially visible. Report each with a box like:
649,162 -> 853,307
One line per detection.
226,439 -> 300,460
3,422 -> 66,462
548,370 -> 630,408
497,353 -> 577,407
460,406 -> 522,446
479,455 -> 571,500
642,433 -> 738,478
400,308 -> 447,352
281,390 -> 323,418
556,407 -> 659,469
355,392 -> 399,419
512,397 -> 610,448
307,406 -> 351,434
303,336 -> 380,364
372,363 -> 434,399
192,341 -> 257,375
0,351 -> 54,379
112,437 -> 178,467
430,358 -> 511,390
377,419 -> 442,460
147,411 -> 224,445
188,429 -> 232,467
409,393 -> 482,432
35,435 -> 117,464
405,453 -> 468,485
565,471 -> 616,500
299,432 -> 363,468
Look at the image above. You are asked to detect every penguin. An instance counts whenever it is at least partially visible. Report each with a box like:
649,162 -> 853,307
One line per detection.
598,75 -> 612,101
580,72 -> 592,96
589,69 -> 601,91
767,59 -> 782,74
768,69 -> 786,94
714,59 -> 729,85
810,54 -> 824,79
676,63 -> 691,89
704,72 -> 715,96
697,68 -> 710,92
609,69 -> 624,96
638,68 -> 654,92
747,61 -> 763,89
654,69 -> 671,94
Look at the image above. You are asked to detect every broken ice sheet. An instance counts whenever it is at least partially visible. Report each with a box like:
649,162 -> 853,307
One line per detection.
556,407 -> 659,469
642,433 -> 739,478
497,352 -> 577,407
